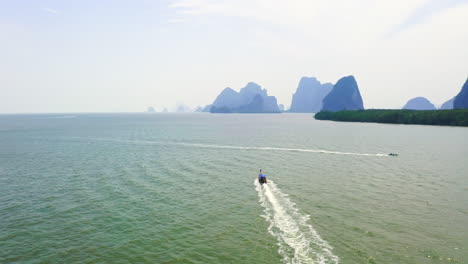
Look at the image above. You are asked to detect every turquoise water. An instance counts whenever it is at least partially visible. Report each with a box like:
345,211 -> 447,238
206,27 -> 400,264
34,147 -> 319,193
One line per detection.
1,113 -> 467,263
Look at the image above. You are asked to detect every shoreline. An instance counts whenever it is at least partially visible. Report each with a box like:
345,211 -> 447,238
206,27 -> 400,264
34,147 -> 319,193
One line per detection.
314,109 -> 468,127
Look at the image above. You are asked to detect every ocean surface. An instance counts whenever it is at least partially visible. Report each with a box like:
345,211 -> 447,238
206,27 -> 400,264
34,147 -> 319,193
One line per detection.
1,113 -> 467,264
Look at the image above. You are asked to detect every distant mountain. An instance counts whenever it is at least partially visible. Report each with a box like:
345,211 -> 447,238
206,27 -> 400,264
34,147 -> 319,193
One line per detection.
194,106 -> 203,112
454,78 -> 468,109
322,75 -> 364,112
238,94 -> 264,113
402,97 -> 436,110
290,77 -> 333,113
210,82 -> 280,113
278,104 -> 285,112
176,103 -> 191,112
146,106 -> 156,113
212,87 -> 243,109
202,104 -> 212,112
440,97 -> 454,110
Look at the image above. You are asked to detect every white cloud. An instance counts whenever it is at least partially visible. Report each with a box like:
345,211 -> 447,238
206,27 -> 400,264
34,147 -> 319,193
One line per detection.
168,0 -> 468,40
167,18 -> 187,24
386,0 -> 468,38
42,7 -> 60,15
169,0 -> 325,26
167,0 -> 429,41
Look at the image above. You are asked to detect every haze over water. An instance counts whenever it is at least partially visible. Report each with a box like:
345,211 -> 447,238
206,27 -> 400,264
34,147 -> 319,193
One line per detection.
1,113 -> 467,263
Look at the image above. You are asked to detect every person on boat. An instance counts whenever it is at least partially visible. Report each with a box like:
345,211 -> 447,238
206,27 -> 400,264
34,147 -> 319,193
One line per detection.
258,169 -> 267,184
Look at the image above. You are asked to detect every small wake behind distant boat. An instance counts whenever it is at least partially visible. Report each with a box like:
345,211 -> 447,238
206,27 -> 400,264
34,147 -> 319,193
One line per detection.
258,169 -> 268,184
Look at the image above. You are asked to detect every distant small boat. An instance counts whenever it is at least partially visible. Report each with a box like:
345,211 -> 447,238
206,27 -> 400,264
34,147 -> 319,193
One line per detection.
388,153 -> 398,156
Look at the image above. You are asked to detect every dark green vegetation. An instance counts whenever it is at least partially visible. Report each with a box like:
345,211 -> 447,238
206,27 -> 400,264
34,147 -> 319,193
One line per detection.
315,109 -> 468,126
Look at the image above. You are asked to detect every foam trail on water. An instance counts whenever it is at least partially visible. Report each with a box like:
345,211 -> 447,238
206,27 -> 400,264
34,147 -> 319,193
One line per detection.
179,143 -> 388,157
255,180 -> 339,264
81,138 -> 387,157
41,115 -> 77,119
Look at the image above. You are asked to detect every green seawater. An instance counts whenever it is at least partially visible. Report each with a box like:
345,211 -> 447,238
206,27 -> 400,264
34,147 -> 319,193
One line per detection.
0,113 -> 467,264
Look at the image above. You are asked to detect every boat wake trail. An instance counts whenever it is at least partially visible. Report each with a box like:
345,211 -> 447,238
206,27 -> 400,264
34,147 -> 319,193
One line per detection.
255,180 -> 339,264
178,143 -> 387,157
81,137 -> 387,157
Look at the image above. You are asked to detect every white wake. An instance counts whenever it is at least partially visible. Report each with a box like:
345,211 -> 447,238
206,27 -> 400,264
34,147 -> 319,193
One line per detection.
179,143 -> 388,157
255,180 -> 339,264
81,137 -> 388,157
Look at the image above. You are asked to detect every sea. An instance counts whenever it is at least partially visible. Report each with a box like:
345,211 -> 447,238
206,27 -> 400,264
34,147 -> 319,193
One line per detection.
0,113 -> 467,264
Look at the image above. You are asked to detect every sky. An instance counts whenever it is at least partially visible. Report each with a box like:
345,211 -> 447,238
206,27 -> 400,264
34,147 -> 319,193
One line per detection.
1,0 -> 467,113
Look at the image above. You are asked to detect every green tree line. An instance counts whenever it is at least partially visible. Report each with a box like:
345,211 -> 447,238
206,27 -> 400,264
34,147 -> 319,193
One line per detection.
314,109 -> 468,126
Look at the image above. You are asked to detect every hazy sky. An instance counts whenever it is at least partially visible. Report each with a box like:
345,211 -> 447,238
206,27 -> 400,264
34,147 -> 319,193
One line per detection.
1,0 -> 467,113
